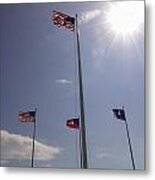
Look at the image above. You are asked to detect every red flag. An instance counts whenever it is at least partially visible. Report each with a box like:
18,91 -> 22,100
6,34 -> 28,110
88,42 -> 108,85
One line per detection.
52,10 -> 75,31
66,118 -> 79,129
19,111 -> 35,122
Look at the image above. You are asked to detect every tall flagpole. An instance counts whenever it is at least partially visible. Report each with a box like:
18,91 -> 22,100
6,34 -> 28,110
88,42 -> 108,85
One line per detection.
123,107 -> 136,170
79,124 -> 83,168
31,108 -> 37,168
75,14 -> 88,169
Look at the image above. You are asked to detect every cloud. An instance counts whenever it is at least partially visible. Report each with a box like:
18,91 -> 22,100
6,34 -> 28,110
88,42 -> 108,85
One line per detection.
96,152 -> 110,159
79,9 -> 101,25
95,146 -> 128,162
1,130 -> 62,162
95,147 -> 114,159
55,79 -> 72,84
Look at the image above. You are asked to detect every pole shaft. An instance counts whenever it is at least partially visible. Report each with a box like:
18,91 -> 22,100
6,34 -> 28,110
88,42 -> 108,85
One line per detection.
31,108 -> 37,168
124,119 -> 136,170
75,14 -> 88,169
79,127 -> 83,168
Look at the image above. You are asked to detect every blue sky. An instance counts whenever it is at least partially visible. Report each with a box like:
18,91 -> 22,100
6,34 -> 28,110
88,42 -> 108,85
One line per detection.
0,1 -> 144,169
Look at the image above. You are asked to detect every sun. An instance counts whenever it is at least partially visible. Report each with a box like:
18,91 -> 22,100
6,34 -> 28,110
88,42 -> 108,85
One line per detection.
105,1 -> 144,37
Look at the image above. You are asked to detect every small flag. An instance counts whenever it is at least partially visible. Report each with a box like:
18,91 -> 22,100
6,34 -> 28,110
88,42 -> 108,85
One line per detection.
19,111 -> 36,122
66,118 -> 79,129
52,10 -> 75,31
112,109 -> 126,121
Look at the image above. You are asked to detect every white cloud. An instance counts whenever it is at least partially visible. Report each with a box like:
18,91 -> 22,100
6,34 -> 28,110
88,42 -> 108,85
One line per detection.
96,152 -> 110,159
95,146 -> 127,161
95,147 -> 113,159
79,9 -> 101,25
1,130 -> 62,161
55,79 -> 72,84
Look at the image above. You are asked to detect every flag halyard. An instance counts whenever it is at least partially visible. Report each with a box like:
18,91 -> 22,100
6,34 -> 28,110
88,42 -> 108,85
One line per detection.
52,10 -> 75,31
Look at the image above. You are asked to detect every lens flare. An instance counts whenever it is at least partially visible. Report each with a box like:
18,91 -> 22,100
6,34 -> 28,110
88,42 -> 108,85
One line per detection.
105,1 -> 144,37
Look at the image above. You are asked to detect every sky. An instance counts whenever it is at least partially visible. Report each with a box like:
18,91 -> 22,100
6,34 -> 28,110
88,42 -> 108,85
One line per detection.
0,0 -> 144,169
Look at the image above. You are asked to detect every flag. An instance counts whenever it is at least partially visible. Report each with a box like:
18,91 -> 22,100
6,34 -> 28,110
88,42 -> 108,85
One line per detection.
66,118 -> 79,129
19,111 -> 36,122
112,109 -> 126,121
52,10 -> 75,31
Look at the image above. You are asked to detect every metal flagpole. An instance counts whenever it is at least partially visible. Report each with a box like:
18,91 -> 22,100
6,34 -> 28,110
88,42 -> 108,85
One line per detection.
79,123 -> 83,168
31,108 -> 37,168
123,107 -> 136,170
75,14 -> 88,169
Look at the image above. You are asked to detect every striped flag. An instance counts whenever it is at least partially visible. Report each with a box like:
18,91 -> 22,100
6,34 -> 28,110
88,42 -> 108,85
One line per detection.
19,111 -> 36,122
52,10 -> 75,31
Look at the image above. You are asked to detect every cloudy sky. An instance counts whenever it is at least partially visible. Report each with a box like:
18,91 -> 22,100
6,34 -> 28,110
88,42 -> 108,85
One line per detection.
0,1 -> 144,169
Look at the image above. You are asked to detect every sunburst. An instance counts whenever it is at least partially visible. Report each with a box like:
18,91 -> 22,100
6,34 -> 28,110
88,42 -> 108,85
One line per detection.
104,1 -> 144,38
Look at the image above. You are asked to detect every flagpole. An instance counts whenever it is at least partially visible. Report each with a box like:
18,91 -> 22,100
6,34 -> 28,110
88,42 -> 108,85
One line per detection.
31,108 -> 37,168
79,123 -> 83,168
75,14 -> 88,169
123,107 -> 136,170
77,115 -> 83,168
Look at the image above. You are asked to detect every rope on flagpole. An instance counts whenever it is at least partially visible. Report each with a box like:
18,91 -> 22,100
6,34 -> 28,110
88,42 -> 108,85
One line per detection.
73,21 -> 80,168
73,27 -> 78,117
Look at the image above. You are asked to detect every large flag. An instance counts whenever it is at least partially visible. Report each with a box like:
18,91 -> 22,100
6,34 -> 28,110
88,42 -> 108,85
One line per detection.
52,10 -> 75,31
112,109 -> 126,121
19,111 -> 36,122
66,118 -> 79,129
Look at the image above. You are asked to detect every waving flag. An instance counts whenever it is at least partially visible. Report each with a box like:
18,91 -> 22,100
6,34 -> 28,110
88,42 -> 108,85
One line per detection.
66,118 -> 79,129
52,10 -> 75,31
19,111 -> 36,122
112,109 -> 126,121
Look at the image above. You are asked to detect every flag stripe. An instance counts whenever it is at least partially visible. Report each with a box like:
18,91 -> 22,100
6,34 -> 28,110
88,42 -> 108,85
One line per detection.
19,111 -> 35,123
52,10 -> 75,31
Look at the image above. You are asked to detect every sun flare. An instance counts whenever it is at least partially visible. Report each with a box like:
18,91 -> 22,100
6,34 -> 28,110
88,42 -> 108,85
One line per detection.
105,1 -> 144,37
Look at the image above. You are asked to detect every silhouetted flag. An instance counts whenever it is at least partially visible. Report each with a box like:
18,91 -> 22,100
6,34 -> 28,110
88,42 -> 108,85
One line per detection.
19,111 -> 36,122
66,118 -> 79,129
112,109 -> 126,121
52,10 -> 75,31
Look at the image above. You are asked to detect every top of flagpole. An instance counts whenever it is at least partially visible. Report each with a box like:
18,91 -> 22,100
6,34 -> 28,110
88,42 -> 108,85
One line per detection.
75,14 -> 78,28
